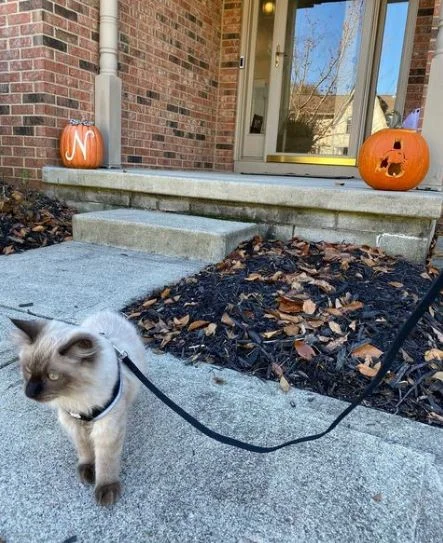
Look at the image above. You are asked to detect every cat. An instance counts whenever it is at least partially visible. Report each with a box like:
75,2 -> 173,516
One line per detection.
10,310 -> 147,506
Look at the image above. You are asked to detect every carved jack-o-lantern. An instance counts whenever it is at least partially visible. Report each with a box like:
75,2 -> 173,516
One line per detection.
60,120 -> 104,169
358,128 -> 429,191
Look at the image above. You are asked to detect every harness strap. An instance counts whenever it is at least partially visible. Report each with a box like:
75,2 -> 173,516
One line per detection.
66,356 -> 123,422
121,270 -> 443,453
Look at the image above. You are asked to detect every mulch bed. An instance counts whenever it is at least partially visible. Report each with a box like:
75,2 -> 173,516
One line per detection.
0,183 -> 75,255
124,236 -> 443,427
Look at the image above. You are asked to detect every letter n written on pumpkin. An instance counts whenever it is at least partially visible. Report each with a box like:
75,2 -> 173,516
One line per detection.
65,129 -> 96,162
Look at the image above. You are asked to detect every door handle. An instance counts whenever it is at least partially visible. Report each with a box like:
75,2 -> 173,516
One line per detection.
275,44 -> 286,67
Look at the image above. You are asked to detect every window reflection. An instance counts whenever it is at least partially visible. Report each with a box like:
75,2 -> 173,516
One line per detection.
277,0 -> 364,156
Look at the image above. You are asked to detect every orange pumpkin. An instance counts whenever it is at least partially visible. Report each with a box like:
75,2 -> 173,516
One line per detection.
358,128 -> 429,191
60,120 -> 104,169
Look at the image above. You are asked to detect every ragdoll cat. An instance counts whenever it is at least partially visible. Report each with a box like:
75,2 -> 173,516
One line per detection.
10,310 -> 147,506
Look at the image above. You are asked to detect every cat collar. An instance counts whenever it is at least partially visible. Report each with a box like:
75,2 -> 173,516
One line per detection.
66,350 -> 123,422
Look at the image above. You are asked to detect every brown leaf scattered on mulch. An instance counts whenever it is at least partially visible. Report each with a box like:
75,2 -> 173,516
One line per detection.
0,183 -> 75,255
124,235 -> 443,427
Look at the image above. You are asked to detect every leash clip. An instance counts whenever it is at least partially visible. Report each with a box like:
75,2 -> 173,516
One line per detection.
113,345 -> 128,362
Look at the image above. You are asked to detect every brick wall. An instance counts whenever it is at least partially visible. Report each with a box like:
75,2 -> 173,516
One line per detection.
0,0 -> 99,185
119,0 -> 223,170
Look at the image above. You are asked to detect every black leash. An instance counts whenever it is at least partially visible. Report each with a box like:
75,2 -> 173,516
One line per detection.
121,270 -> 443,453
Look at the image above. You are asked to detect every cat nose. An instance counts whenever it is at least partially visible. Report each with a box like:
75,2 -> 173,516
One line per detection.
25,380 -> 44,399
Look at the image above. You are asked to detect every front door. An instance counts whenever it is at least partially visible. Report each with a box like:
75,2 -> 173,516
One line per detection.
236,0 -> 417,175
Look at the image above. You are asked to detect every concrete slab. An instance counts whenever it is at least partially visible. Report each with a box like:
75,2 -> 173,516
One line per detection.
0,353 -> 437,543
43,166 -> 443,219
0,241 -> 206,323
1,241 -> 442,542
73,209 -> 259,261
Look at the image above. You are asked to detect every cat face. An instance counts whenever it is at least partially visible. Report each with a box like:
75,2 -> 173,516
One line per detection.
10,319 -> 98,403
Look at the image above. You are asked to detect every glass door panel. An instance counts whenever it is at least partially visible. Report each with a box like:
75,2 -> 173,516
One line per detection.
276,0 -> 365,158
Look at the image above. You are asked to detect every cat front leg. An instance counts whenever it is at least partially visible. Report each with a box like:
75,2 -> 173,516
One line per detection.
58,411 -> 95,484
91,415 -> 126,506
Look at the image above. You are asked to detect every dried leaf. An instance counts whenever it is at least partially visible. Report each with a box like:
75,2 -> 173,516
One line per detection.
302,299 -> 316,315
262,330 -> 281,339
160,287 -> 171,299
160,332 -> 179,348
352,343 -> 383,360
329,321 -> 343,335
31,225 -> 45,232
271,363 -> 283,378
221,312 -> 235,327
388,281 -> 404,288
428,412 -> 443,424
324,335 -> 348,352
431,371 -> 443,382
361,257 -> 376,267
126,311 -> 141,319
342,301 -> 364,313
425,349 -> 443,362
245,273 -> 263,281
204,323 -> 217,336
188,320 -> 210,331
356,361 -> 381,378
142,298 -> 157,308
141,319 -> 156,331
324,307 -> 342,316
283,324 -> 300,336
279,375 -> 290,393
278,312 -> 304,324
306,318 -> 325,329
311,279 -> 335,293
294,340 -> 316,361
278,296 -> 304,314
173,314 -> 190,327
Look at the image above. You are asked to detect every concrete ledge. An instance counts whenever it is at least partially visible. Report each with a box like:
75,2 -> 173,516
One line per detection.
44,167 -> 442,219
73,209 -> 260,261
43,167 -> 443,262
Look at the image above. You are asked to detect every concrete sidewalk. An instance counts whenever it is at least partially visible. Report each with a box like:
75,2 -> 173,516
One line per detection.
0,243 -> 442,543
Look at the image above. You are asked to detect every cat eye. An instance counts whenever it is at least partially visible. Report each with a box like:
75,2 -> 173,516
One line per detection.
47,371 -> 60,381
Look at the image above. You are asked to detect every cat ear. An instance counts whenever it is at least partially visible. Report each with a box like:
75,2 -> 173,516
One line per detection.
10,318 -> 45,346
59,333 -> 97,362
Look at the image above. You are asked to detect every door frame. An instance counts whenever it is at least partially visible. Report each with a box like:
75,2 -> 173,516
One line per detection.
234,0 -> 418,177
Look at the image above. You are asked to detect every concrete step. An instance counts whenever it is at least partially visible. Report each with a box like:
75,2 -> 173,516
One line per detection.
73,209 -> 259,261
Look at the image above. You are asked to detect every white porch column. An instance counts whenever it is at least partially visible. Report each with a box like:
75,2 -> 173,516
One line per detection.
421,1 -> 443,190
95,0 -> 121,168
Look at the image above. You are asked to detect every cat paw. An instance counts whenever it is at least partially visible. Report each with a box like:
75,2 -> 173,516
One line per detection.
78,463 -> 95,484
95,481 -> 121,506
